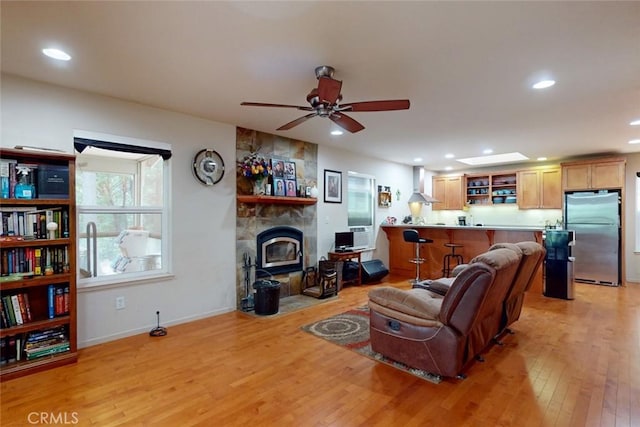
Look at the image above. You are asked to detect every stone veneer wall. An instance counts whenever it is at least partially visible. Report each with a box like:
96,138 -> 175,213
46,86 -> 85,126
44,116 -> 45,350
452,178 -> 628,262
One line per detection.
235,127 -> 318,309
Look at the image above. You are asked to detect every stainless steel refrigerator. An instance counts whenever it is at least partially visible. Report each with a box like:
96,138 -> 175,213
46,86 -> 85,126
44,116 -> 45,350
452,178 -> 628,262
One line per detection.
564,190 -> 621,286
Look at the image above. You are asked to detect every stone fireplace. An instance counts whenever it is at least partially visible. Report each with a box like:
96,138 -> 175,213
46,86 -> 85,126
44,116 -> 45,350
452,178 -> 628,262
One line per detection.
235,127 -> 318,309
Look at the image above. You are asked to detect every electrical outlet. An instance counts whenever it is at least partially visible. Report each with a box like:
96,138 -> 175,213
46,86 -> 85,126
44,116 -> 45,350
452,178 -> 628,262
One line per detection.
115,296 -> 126,310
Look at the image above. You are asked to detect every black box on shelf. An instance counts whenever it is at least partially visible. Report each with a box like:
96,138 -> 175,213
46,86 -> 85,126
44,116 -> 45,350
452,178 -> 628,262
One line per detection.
37,165 -> 69,199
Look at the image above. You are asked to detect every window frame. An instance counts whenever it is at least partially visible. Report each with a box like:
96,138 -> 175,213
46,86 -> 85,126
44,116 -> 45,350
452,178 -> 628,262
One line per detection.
74,130 -> 173,290
347,171 -> 376,228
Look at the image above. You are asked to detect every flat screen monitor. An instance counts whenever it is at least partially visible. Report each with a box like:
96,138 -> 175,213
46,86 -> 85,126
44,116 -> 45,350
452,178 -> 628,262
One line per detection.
335,231 -> 354,250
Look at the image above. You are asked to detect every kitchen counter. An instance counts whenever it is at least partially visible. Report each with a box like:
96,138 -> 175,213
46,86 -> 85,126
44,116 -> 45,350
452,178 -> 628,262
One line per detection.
380,224 -> 544,292
386,224 -> 544,232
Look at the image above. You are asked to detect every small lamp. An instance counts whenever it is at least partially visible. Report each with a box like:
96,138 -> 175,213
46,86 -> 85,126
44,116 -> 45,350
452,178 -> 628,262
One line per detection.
408,191 -> 438,224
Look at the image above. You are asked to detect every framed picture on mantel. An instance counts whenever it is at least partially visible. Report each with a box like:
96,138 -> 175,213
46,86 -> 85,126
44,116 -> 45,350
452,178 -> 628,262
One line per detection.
324,169 -> 342,203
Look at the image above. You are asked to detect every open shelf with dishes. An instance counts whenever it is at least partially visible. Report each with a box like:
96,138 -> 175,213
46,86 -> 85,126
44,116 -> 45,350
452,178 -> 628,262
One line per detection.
490,173 -> 517,205
466,172 -> 517,206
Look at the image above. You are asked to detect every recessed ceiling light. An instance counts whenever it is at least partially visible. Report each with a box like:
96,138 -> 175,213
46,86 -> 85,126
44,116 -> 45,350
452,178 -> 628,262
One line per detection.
444,166 -> 453,171
42,48 -> 71,61
630,119 -> 640,126
413,157 -> 423,162
629,139 -> 640,144
483,149 -> 493,155
330,130 -> 343,136
457,152 -> 529,166
537,157 -> 547,161
444,153 -> 454,159
532,80 -> 555,89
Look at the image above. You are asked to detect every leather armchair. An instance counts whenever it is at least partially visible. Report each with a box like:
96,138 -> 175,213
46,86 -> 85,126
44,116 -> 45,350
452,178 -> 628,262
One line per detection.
368,247 -> 522,378
414,242 -> 545,334
496,241 -> 545,333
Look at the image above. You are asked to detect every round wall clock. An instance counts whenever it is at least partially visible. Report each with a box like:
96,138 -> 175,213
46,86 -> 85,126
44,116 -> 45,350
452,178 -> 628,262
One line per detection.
193,149 -> 225,186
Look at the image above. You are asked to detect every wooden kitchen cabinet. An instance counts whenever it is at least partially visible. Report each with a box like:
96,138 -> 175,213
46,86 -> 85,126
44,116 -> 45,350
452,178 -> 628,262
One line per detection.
562,158 -> 625,191
517,167 -> 562,209
432,176 -> 463,210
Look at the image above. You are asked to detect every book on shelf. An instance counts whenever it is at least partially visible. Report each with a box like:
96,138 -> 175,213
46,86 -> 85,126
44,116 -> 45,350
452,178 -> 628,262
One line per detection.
48,285 -> 55,319
21,325 -> 69,360
25,341 -> 69,360
9,294 -> 23,325
0,245 -> 68,276
2,296 -> 16,327
0,292 -> 33,328
0,206 -> 68,241
25,325 -> 67,344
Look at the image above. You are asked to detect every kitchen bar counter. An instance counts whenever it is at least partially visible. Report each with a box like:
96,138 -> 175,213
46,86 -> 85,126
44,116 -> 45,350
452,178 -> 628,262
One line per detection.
381,224 -> 544,292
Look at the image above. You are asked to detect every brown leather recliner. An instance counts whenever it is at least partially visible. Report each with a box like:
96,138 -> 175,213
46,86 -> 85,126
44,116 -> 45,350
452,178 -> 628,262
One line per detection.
415,241 -> 545,338
496,241 -> 545,334
368,247 -> 522,378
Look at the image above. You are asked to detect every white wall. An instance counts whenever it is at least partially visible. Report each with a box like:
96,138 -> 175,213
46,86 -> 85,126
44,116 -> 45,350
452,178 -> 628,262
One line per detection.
316,145 -> 414,267
2,74 -> 238,347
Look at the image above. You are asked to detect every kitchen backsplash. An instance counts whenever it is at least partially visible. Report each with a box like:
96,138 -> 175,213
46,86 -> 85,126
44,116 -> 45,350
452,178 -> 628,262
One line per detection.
429,205 -> 563,228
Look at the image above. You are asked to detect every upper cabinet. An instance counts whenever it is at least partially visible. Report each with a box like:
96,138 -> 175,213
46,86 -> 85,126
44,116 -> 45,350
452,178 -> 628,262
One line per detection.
517,168 -> 562,209
432,176 -> 463,211
562,158 -> 625,191
465,172 -> 517,206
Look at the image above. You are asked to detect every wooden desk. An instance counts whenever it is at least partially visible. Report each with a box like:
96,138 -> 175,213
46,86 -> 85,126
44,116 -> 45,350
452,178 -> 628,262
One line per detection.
328,251 -> 362,288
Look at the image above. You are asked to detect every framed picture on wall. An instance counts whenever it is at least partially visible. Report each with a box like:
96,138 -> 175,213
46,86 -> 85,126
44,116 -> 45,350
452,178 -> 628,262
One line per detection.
324,169 -> 342,203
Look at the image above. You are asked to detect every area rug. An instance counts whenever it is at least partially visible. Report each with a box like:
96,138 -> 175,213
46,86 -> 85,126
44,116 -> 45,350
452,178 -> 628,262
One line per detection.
301,306 -> 442,384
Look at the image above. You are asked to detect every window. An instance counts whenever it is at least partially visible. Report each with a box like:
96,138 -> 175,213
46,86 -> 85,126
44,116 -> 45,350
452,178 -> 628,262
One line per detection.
347,171 -> 375,249
74,132 -> 171,287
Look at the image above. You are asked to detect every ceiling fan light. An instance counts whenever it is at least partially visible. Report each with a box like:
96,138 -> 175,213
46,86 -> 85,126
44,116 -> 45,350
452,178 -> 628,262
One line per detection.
630,119 -> 640,126
330,130 -> 343,136
629,139 -> 640,144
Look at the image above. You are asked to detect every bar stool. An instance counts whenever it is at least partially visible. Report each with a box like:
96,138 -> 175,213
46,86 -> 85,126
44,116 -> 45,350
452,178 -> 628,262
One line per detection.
403,229 -> 433,284
443,243 -> 464,277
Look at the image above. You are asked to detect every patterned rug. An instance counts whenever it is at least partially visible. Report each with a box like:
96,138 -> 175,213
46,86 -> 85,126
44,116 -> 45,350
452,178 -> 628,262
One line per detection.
301,306 -> 442,384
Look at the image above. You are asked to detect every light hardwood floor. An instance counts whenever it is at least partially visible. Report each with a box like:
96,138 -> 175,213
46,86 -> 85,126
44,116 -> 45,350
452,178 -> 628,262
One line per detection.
1,277 -> 639,426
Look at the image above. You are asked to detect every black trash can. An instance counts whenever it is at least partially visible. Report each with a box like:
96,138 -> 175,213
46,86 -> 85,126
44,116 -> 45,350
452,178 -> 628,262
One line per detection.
253,279 -> 281,315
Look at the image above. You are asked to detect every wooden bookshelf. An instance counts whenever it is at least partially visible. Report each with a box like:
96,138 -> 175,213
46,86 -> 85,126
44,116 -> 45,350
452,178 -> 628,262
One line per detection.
237,195 -> 317,205
0,148 -> 77,381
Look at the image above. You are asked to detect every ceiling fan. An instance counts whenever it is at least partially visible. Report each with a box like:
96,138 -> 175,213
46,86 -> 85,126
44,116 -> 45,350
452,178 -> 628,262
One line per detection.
241,66 -> 410,133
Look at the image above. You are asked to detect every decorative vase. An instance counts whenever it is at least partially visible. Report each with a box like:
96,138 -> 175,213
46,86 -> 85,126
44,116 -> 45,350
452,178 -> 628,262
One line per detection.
253,179 -> 265,195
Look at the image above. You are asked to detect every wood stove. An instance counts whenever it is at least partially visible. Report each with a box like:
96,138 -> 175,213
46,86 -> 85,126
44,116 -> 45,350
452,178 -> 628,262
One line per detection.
256,226 -> 303,277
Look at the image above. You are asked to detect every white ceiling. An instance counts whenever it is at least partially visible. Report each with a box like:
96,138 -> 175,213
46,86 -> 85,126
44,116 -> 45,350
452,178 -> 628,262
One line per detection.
2,1 -> 639,171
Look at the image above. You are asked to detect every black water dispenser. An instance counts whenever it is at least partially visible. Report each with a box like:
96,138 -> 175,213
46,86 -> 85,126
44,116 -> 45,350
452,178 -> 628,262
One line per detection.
543,230 -> 575,300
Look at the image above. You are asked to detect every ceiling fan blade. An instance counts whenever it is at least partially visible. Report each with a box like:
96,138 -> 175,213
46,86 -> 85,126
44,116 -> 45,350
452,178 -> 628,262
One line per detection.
317,76 -> 342,104
241,102 -> 314,111
329,112 -> 365,133
277,113 -> 318,131
340,100 -> 410,112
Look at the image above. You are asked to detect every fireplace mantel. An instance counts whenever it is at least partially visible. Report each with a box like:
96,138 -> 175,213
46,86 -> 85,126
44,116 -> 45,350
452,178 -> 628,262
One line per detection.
237,195 -> 317,205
